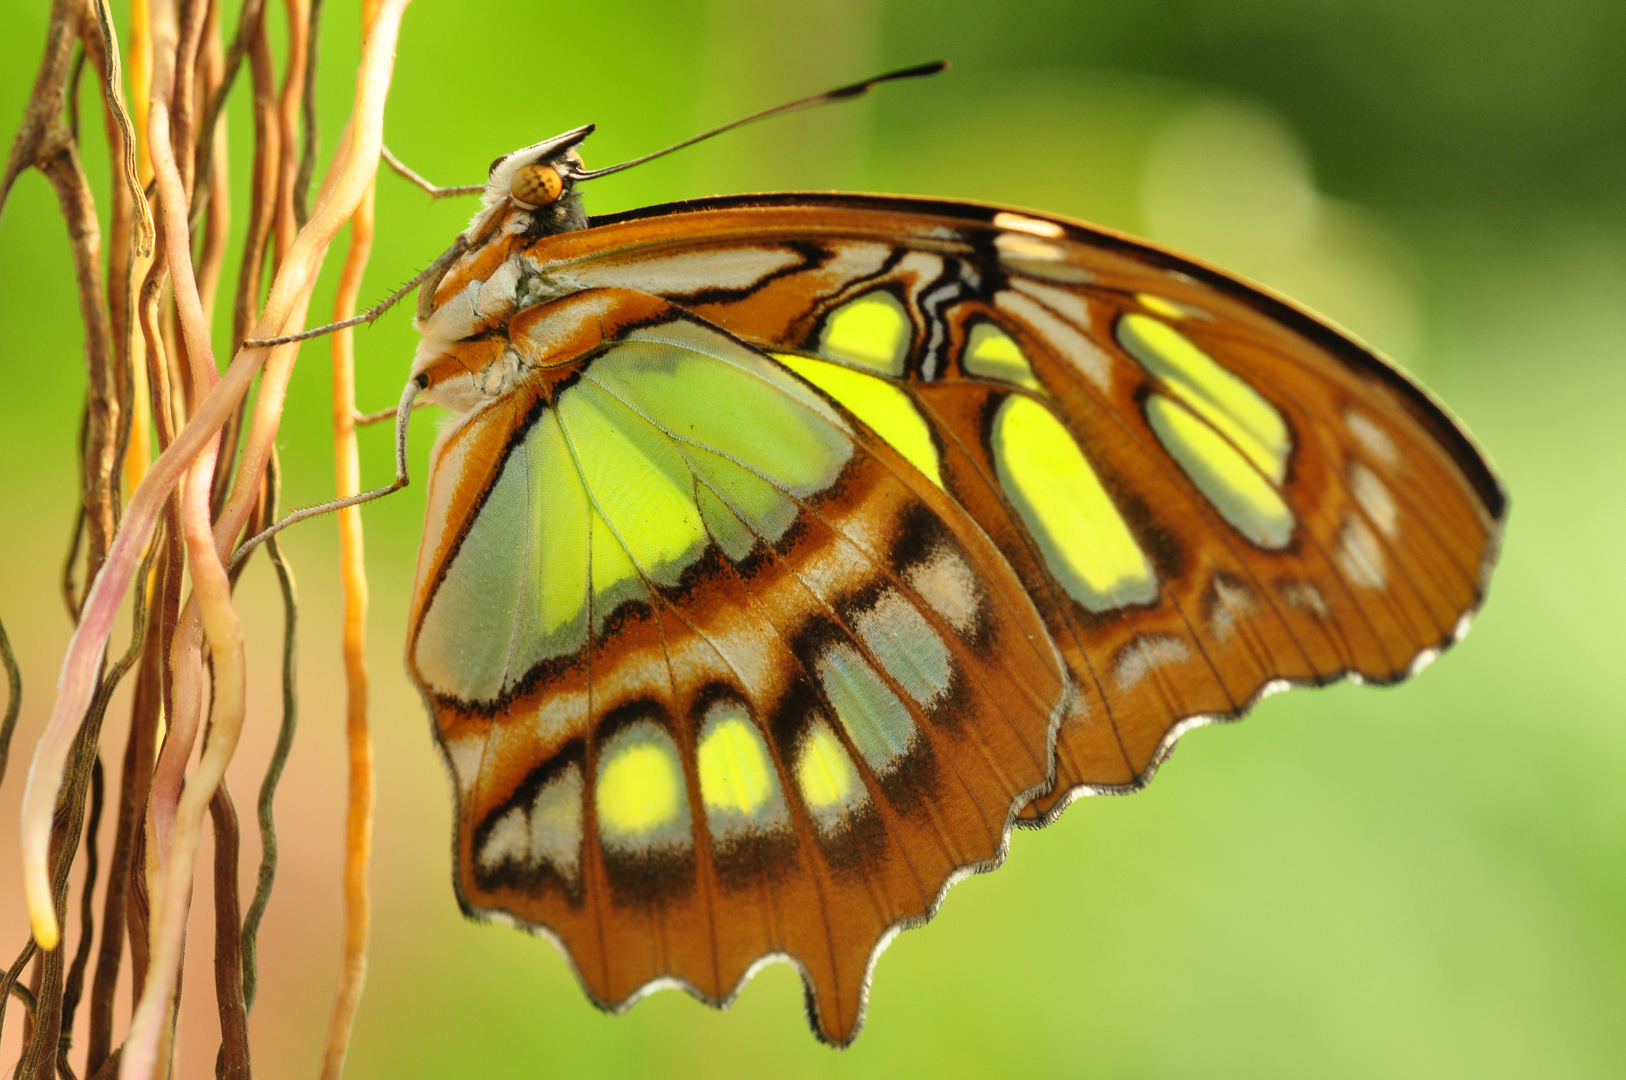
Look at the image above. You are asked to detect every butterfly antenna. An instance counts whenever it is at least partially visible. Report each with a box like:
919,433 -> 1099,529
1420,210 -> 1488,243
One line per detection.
573,60 -> 947,181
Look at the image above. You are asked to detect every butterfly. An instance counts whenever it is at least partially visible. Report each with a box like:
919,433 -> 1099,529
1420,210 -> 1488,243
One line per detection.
353,70 -> 1506,1047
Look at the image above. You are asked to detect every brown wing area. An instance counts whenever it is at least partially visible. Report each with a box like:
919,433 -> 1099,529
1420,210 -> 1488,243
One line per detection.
407,289 -> 1065,1044
539,194 -> 1503,823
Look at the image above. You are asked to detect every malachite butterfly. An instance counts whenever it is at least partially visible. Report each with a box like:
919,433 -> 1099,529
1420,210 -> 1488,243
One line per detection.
396,115 -> 1503,1046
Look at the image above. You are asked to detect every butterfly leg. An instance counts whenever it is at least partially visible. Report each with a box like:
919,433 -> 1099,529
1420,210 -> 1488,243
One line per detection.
379,145 -> 485,198
228,375 -> 422,572
353,397 -> 425,426
243,235 -> 468,348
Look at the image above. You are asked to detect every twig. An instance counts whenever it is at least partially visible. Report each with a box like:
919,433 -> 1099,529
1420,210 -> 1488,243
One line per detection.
0,0 -> 121,595
294,0 -> 325,225
85,550 -> 165,1075
273,0 -> 310,260
190,0 -> 266,226
241,454 -> 297,1012
62,501 -> 87,621
0,942 -> 39,1046
229,0 -> 276,350
208,783 -> 251,1078
87,0 -> 155,257
7,979 -> 37,1028
0,611 -> 20,796
80,0 -> 146,517
59,755 -> 105,1066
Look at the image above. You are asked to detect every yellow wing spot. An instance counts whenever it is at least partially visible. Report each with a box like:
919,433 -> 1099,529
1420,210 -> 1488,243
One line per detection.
963,323 -> 1042,390
1146,393 -> 1294,549
596,734 -> 685,839
795,722 -> 862,823
698,713 -> 776,817
819,292 -> 910,375
1117,313 -> 1289,484
777,354 -> 943,488
993,395 -> 1157,611
1136,293 -> 1188,320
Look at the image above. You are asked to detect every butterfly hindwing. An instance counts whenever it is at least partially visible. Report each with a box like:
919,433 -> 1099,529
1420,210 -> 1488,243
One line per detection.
409,289 -> 1066,1043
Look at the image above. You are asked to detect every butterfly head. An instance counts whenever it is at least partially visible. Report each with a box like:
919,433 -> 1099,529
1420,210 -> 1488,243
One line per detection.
476,124 -> 596,239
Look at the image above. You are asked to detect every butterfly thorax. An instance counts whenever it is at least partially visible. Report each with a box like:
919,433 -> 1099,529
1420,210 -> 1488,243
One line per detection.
411,136 -> 598,414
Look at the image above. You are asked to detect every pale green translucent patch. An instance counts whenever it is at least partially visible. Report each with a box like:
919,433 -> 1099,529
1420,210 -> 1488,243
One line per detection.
559,380 -> 707,590
422,327 -> 859,703
795,721 -> 865,831
993,395 -> 1158,611
415,438 -> 530,701
416,410 -> 591,703
775,353 -> 943,488
818,292 -> 910,375
1146,393 -> 1294,549
964,322 -> 1041,390
528,411 -> 590,643
1116,313 -> 1289,483
595,721 -> 691,851
817,643 -> 918,774
694,483 -> 758,562
697,704 -> 788,837
852,590 -> 953,708
683,443 -> 798,548
587,337 -> 850,496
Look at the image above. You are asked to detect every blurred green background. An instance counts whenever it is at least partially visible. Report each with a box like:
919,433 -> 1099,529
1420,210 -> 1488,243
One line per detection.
2,0 -> 1623,1076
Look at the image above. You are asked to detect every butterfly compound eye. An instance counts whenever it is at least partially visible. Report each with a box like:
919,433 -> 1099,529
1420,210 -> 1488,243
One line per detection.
509,163 -> 564,208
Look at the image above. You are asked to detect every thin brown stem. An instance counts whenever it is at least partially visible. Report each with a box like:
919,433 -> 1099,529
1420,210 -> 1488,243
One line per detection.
0,942 -> 40,1048
59,755 -> 105,1071
87,0 -> 155,258
2,0 -> 123,599
294,0 -> 324,225
240,454 -> 296,1012
0,612 -> 21,797
84,557 -> 164,1074
80,0 -> 144,517
229,0 -> 277,349
191,0 -> 264,225
208,783 -> 251,1078
273,0 -> 310,261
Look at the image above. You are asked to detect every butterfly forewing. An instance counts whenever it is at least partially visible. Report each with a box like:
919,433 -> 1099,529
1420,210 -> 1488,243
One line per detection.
406,193 -> 1501,1042
523,196 -> 1502,821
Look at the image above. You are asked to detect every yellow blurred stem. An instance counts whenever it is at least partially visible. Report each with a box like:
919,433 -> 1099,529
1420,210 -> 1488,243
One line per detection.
319,167 -> 377,1080
123,0 -> 154,496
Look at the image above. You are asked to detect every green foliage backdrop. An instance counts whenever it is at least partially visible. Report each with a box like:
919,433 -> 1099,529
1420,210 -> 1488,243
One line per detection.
0,0 -> 1621,1076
